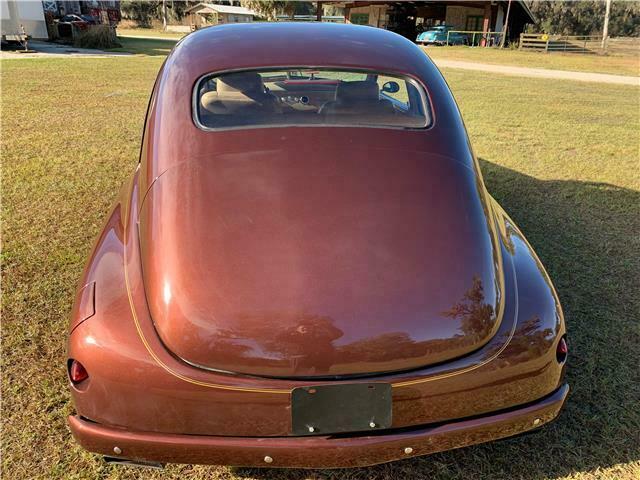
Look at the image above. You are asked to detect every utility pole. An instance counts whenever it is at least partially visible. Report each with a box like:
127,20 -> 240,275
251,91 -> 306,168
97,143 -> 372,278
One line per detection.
500,0 -> 512,48
162,0 -> 168,31
602,0 -> 611,52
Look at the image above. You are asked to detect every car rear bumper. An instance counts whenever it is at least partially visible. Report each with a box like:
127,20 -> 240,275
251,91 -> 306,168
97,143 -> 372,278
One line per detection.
69,383 -> 568,468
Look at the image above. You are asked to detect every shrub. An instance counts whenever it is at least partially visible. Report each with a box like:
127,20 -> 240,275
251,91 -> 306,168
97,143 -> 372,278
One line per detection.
73,25 -> 121,50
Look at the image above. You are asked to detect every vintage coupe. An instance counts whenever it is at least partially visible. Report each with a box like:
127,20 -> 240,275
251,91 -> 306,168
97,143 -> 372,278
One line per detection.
67,23 -> 568,469
416,25 -> 467,45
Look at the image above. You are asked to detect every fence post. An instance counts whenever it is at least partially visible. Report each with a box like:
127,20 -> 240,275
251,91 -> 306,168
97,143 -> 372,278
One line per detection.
446,30 -> 450,46
545,36 -> 549,52
519,33 -> 523,49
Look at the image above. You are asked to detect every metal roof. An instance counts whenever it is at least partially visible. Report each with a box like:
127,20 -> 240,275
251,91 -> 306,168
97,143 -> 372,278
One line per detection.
186,3 -> 257,16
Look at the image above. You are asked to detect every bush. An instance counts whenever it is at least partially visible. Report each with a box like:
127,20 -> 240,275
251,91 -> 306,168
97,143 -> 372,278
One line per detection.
73,25 -> 121,50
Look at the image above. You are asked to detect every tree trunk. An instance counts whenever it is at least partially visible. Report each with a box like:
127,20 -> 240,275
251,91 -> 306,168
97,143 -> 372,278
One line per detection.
602,0 -> 611,51
162,0 -> 167,31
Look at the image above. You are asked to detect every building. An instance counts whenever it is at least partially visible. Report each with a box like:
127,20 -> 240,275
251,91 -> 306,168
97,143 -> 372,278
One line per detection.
41,1 -> 121,24
1,0 -> 48,40
276,15 -> 345,23
325,1 -> 535,44
186,3 -> 257,29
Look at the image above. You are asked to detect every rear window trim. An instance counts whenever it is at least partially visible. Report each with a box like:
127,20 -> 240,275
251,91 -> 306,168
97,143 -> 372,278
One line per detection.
192,66 -> 434,132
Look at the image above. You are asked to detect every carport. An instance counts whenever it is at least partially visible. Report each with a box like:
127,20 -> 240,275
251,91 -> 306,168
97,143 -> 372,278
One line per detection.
325,1 -> 535,43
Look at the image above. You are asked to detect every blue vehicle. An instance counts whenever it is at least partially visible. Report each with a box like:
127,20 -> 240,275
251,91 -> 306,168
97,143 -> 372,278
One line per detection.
416,25 -> 467,46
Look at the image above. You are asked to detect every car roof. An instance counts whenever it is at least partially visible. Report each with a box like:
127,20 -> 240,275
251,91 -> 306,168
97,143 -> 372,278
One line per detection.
172,22 -> 434,80
141,22 -> 471,181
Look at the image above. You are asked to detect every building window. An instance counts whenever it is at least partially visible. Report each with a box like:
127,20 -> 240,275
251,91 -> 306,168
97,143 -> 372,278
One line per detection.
466,15 -> 483,31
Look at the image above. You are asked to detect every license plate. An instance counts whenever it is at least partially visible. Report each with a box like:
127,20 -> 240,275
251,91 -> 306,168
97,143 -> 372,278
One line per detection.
291,383 -> 392,436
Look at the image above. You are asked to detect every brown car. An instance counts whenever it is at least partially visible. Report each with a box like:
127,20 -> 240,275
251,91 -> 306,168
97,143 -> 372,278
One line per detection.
67,22 -> 568,469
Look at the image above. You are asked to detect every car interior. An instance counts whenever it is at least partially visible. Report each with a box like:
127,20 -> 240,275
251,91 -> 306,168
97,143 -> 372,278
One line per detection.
197,69 -> 429,129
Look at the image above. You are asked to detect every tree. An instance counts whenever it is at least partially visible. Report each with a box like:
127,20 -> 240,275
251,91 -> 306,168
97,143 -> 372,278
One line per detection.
528,0 -> 640,37
241,1 -> 314,21
121,1 -> 203,27
121,1 -> 161,28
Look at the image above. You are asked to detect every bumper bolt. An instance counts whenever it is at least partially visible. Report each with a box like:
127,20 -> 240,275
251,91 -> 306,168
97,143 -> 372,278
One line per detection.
533,418 -> 542,426
113,446 -> 122,455
308,426 -> 315,433
264,456 -> 273,464
369,422 -> 376,428
404,447 -> 414,454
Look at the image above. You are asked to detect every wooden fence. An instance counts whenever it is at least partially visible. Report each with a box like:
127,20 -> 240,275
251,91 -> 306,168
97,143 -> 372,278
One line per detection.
520,34 -> 601,53
520,33 -> 640,55
606,37 -> 640,56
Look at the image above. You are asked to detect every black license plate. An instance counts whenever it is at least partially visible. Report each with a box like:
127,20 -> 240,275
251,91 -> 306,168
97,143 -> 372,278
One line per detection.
291,383 -> 392,436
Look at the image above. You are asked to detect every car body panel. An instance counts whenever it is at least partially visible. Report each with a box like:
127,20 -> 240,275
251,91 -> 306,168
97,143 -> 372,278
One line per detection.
68,22 -> 567,467
68,169 -> 565,438
69,384 -> 569,468
139,147 -> 503,378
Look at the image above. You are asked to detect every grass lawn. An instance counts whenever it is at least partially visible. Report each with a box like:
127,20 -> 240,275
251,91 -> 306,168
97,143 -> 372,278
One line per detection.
423,45 -> 640,77
116,27 -> 187,39
109,35 -> 179,56
2,55 -> 640,480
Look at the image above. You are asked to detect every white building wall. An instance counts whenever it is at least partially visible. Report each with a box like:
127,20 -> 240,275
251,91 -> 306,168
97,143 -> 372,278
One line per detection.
1,0 -> 48,39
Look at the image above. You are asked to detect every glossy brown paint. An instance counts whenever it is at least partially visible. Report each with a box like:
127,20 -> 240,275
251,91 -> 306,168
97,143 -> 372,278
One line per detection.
140,147 -> 503,377
67,23 -> 567,467
69,384 -> 568,468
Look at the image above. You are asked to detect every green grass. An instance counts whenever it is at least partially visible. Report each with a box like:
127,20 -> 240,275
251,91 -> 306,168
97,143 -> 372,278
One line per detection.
2,55 -> 640,480
423,45 -> 640,77
117,27 -> 187,39
109,36 -> 179,56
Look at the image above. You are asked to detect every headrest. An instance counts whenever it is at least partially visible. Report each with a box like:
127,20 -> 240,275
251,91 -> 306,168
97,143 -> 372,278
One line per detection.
217,72 -> 264,95
336,81 -> 379,102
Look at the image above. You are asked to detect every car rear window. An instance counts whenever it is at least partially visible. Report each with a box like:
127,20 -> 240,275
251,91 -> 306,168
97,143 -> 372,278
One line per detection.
195,68 -> 430,130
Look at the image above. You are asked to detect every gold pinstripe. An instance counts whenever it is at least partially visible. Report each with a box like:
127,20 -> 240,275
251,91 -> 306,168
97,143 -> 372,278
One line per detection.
123,192 -> 516,393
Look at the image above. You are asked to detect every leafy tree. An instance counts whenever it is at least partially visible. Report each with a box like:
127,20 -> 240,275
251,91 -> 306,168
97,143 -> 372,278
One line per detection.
528,0 -> 640,37
122,1 -> 237,26
121,0 -> 161,27
241,1 -> 314,20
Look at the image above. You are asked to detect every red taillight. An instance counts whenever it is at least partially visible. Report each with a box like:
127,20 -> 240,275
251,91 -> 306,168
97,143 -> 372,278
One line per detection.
69,359 -> 89,384
556,336 -> 568,363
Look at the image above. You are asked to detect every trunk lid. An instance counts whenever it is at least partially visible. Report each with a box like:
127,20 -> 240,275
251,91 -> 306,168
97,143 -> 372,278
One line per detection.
139,146 -> 502,378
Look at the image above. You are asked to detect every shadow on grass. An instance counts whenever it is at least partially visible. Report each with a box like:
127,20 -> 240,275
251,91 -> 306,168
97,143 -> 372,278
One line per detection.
233,159 -> 640,480
109,36 -> 178,56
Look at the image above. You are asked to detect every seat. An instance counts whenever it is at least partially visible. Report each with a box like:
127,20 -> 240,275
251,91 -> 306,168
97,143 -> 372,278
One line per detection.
319,80 -> 396,121
200,72 -> 279,121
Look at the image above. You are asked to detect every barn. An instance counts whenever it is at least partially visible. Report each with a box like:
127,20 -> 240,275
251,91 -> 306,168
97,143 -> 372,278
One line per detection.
185,3 -> 257,29
323,1 -> 535,44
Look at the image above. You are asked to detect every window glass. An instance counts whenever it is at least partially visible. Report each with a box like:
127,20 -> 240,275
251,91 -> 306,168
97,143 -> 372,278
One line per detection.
376,75 -> 409,108
196,68 -> 429,130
